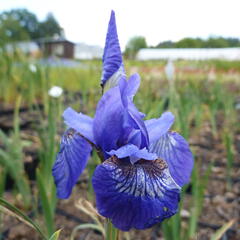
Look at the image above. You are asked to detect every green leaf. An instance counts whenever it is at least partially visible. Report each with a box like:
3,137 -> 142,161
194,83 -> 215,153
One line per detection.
36,169 -> 55,237
49,229 -> 62,240
0,197 -> 47,240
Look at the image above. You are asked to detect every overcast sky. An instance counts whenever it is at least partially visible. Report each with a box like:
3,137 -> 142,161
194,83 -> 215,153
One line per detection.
1,0 -> 240,49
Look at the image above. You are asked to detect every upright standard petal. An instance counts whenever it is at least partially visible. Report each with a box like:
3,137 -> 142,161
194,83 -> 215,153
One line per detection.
92,156 -> 180,231
94,75 -> 148,157
101,10 -> 124,89
93,86 -> 125,156
63,107 -> 95,144
119,75 -> 149,148
149,131 -> 193,187
119,74 -> 140,106
52,128 -> 92,199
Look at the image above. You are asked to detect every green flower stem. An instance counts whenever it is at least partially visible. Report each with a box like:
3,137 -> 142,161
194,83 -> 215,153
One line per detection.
105,219 -> 119,240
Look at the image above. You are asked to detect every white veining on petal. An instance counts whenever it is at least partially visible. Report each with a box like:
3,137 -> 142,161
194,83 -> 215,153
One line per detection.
169,135 -> 177,146
104,157 -> 180,199
149,131 -> 192,188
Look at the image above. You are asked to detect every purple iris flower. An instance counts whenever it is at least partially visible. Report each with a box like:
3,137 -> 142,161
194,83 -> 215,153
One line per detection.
52,10 -> 193,231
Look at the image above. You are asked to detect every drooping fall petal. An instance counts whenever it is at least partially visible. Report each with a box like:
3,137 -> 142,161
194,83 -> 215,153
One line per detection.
149,131 -> 193,187
92,156 -> 180,231
52,129 -> 92,198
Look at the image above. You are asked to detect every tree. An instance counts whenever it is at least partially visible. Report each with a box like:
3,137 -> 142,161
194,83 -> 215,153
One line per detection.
0,9 -> 62,44
175,38 -> 204,48
226,38 -> 240,47
125,36 -> 147,59
156,40 -> 174,48
0,9 -> 39,42
204,37 -> 229,48
38,13 -> 62,38
155,37 -> 240,49
0,17 -> 29,44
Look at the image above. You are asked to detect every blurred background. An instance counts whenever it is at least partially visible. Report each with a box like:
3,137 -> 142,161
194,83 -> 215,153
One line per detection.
0,0 -> 239,239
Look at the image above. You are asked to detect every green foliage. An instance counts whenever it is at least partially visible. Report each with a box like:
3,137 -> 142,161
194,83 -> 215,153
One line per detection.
0,197 -> 62,240
36,100 -> 60,237
0,8 -> 62,43
0,197 -> 47,240
208,59 -> 240,71
223,132 -> 234,188
0,15 -> 30,44
156,37 -> 240,48
0,97 -> 31,208
175,38 -> 204,48
156,40 -> 175,48
186,163 -> 212,239
38,13 -> 62,38
204,37 -> 229,48
125,36 -> 147,59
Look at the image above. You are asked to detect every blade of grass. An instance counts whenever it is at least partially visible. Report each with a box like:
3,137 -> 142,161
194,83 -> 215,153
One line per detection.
36,170 -> 55,237
223,131 -> 234,189
0,197 -> 47,240
187,162 -> 212,239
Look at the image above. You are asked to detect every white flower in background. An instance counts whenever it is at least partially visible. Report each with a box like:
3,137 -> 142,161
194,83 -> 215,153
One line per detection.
165,59 -> 175,82
208,67 -> 216,82
48,86 -> 63,98
29,63 -> 37,73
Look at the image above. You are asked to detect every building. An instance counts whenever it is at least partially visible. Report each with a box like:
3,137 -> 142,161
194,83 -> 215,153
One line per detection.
74,43 -> 103,59
5,41 -> 40,56
137,48 -> 240,60
38,38 -> 75,59
4,39 -> 104,60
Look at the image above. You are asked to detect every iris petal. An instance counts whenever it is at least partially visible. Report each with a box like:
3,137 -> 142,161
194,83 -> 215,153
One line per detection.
101,10 -> 124,89
94,74 -> 148,157
127,129 -> 142,148
119,75 -> 149,148
149,131 -> 193,187
119,73 -> 140,107
107,144 -> 157,164
145,112 -> 175,144
63,107 -> 95,144
92,156 -> 180,231
52,128 -> 92,199
93,86 -> 124,156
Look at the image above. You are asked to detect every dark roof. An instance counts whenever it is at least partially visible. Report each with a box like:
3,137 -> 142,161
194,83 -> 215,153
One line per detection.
36,37 -> 75,45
